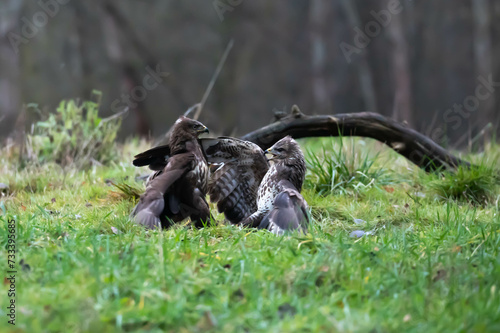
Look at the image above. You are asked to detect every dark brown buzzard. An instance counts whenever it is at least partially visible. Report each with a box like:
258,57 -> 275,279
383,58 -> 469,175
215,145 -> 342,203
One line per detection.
131,116 -> 210,229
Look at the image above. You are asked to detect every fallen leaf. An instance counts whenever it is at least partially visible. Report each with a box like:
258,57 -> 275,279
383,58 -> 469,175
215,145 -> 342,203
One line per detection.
21,204 -> 27,211
384,186 -> 395,193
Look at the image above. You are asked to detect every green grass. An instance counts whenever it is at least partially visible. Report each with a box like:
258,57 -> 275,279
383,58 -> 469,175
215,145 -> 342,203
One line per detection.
1,137 -> 500,332
305,137 -> 396,195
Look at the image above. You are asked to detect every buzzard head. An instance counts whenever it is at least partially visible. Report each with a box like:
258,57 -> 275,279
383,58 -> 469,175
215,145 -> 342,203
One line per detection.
173,116 -> 209,136
265,136 -> 301,162
169,116 -> 209,151
266,135 -> 306,192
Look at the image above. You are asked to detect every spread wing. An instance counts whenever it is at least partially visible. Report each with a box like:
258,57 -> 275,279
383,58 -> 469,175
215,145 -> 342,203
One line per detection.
133,145 -> 171,171
131,153 -> 193,229
258,180 -> 309,235
201,137 -> 269,224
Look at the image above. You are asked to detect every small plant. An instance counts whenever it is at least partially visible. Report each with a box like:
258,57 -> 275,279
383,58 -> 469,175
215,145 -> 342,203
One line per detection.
426,164 -> 499,205
305,137 -> 393,195
23,91 -> 123,169
111,181 -> 143,201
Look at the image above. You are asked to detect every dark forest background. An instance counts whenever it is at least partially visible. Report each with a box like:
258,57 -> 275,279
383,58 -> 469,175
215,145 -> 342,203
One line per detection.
1,0 -> 499,148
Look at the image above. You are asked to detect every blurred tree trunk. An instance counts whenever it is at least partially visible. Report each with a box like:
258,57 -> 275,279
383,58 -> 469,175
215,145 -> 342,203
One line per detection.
73,2 -> 92,100
0,0 -> 23,137
387,1 -> 413,127
472,0 -> 495,130
493,2 -> 500,132
308,0 -> 331,114
340,0 -> 378,112
101,0 -> 151,137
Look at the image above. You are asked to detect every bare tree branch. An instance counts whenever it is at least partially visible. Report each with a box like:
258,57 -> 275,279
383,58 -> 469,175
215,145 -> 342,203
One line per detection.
194,39 -> 234,120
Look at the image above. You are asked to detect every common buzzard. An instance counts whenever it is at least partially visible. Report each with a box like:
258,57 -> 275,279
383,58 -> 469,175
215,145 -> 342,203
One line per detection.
131,116 -> 210,229
201,137 -> 270,224
132,125 -> 309,233
239,136 -> 309,234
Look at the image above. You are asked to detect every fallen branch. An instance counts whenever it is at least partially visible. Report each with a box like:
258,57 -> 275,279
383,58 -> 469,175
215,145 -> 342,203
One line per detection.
241,106 -> 469,172
146,106 -> 469,172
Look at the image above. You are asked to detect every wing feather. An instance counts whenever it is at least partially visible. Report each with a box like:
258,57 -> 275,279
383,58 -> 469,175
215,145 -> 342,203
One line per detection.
132,137 -> 270,225
201,137 -> 269,223
133,145 -> 171,171
131,154 -> 193,229
259,183 -> 309,235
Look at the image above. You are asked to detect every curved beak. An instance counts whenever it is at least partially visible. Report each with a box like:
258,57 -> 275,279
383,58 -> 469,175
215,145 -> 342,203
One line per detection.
197,126 -> 209,134
265,147 -> 278,160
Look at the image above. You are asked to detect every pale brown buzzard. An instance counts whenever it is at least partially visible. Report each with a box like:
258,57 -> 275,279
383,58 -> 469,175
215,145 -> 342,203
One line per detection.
239,136 -> 309,234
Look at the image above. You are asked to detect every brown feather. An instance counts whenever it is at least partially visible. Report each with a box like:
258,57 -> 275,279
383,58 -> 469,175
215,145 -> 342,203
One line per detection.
201,137 -> 269,224
131,116 -> 210,229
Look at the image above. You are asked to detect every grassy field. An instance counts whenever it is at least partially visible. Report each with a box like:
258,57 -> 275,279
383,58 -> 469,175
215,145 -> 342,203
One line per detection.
1,131 -> 500,332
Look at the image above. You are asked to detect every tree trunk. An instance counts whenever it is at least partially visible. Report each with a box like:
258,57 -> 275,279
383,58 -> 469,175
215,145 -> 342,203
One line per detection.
308,0 -> 332,113
472,0 -> 495,132
339,0 -> 378,112
387,1 -> 413,126
0,0 -> 23,138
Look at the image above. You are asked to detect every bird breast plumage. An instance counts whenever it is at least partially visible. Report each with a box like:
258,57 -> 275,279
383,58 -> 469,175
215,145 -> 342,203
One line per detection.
256,165 -> 281,212
192,153 -> 209,193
